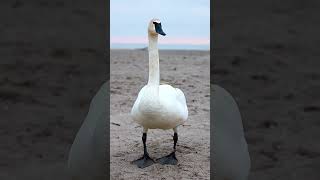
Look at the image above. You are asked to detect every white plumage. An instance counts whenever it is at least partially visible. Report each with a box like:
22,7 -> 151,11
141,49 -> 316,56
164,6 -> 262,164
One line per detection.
131,84 -> 188,130
131,18 -> 188,132
130,18 -> 188,168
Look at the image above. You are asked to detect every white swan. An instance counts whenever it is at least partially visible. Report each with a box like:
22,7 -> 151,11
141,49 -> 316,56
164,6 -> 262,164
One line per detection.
67,82 -> 108,180
212,85 -> 251,180
131,18 -> 188,168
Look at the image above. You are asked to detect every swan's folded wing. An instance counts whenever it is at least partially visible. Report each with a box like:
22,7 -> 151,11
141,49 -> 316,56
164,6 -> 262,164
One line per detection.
130,85 -> 147,119
175,87 -> 188,121
175,87 -> 187,106
158,85 -> 188,121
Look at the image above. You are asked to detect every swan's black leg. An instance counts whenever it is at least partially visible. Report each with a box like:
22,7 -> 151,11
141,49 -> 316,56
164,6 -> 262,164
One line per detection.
132,133 -> 155,168
173,132 -> 178,150
157,132 -> 178,165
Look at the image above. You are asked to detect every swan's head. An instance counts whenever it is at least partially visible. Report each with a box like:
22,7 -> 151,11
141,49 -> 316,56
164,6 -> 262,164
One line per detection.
148,18 -> 166,36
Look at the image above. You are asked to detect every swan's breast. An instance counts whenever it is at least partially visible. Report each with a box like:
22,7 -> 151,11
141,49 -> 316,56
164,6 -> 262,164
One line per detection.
131,85 -> 187,129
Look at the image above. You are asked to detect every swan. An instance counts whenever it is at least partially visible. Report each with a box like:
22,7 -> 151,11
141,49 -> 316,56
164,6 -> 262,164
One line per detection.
67,82 -> 108,180
131,18 -> 188,168
212,85 -> 251,180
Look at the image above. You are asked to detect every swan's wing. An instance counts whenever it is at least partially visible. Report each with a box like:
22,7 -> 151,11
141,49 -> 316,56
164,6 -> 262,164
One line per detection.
175,87 -> 188,121
174,87 -> 187,106
212,85 -> 250,180
130,85 -> 147,118
67,82 -> 108,180
159,84 -> 188,121
159,84 -> 186,102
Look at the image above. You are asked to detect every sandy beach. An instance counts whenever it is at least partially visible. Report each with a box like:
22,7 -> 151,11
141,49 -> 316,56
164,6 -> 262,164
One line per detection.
110,49 -> 210,179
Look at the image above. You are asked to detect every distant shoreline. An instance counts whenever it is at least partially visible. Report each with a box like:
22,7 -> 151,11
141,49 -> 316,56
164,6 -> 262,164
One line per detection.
110,43 -> 210,50
110,48 -> 210,52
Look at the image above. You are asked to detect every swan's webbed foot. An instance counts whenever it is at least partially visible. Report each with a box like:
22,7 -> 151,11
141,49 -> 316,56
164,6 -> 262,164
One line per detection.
132,153 -> 155,168
156,151 -> 178,165
157,131 -> 178,165
132,132 -> 155,168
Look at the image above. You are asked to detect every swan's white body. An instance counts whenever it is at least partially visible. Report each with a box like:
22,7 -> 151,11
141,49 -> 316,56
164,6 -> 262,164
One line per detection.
131,19 -> 188,131
212,85 -> 250,180
131,84 -> 188,130
67,82 -> 108,180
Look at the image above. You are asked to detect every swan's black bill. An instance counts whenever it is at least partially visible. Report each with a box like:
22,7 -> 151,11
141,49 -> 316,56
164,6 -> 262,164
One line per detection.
154,22 -> 166,36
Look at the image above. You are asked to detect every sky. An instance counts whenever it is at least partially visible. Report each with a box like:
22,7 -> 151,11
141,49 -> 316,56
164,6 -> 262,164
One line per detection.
110,0 -> 210,49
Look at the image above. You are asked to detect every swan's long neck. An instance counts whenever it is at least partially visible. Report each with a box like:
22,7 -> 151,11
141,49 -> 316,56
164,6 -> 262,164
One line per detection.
138,33 -> 160,113
147,34 -> 160,86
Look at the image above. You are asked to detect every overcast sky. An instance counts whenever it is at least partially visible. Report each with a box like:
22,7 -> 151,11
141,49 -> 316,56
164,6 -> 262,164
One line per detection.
110,0 -> 210,45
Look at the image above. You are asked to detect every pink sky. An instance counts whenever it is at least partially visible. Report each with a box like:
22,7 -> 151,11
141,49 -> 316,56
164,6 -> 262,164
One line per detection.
110,36 -> 210,45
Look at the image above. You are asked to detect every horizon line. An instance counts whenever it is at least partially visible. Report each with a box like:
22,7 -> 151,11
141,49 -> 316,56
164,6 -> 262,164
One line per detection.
111,36 -> 210,45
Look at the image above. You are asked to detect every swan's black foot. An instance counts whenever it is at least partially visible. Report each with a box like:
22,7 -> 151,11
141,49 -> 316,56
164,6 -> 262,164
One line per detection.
156,151 -> 178,165
132,153 -> 155,168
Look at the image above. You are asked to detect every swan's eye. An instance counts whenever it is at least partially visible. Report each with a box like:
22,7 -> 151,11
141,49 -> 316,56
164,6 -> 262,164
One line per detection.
153,22 -> 161,25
